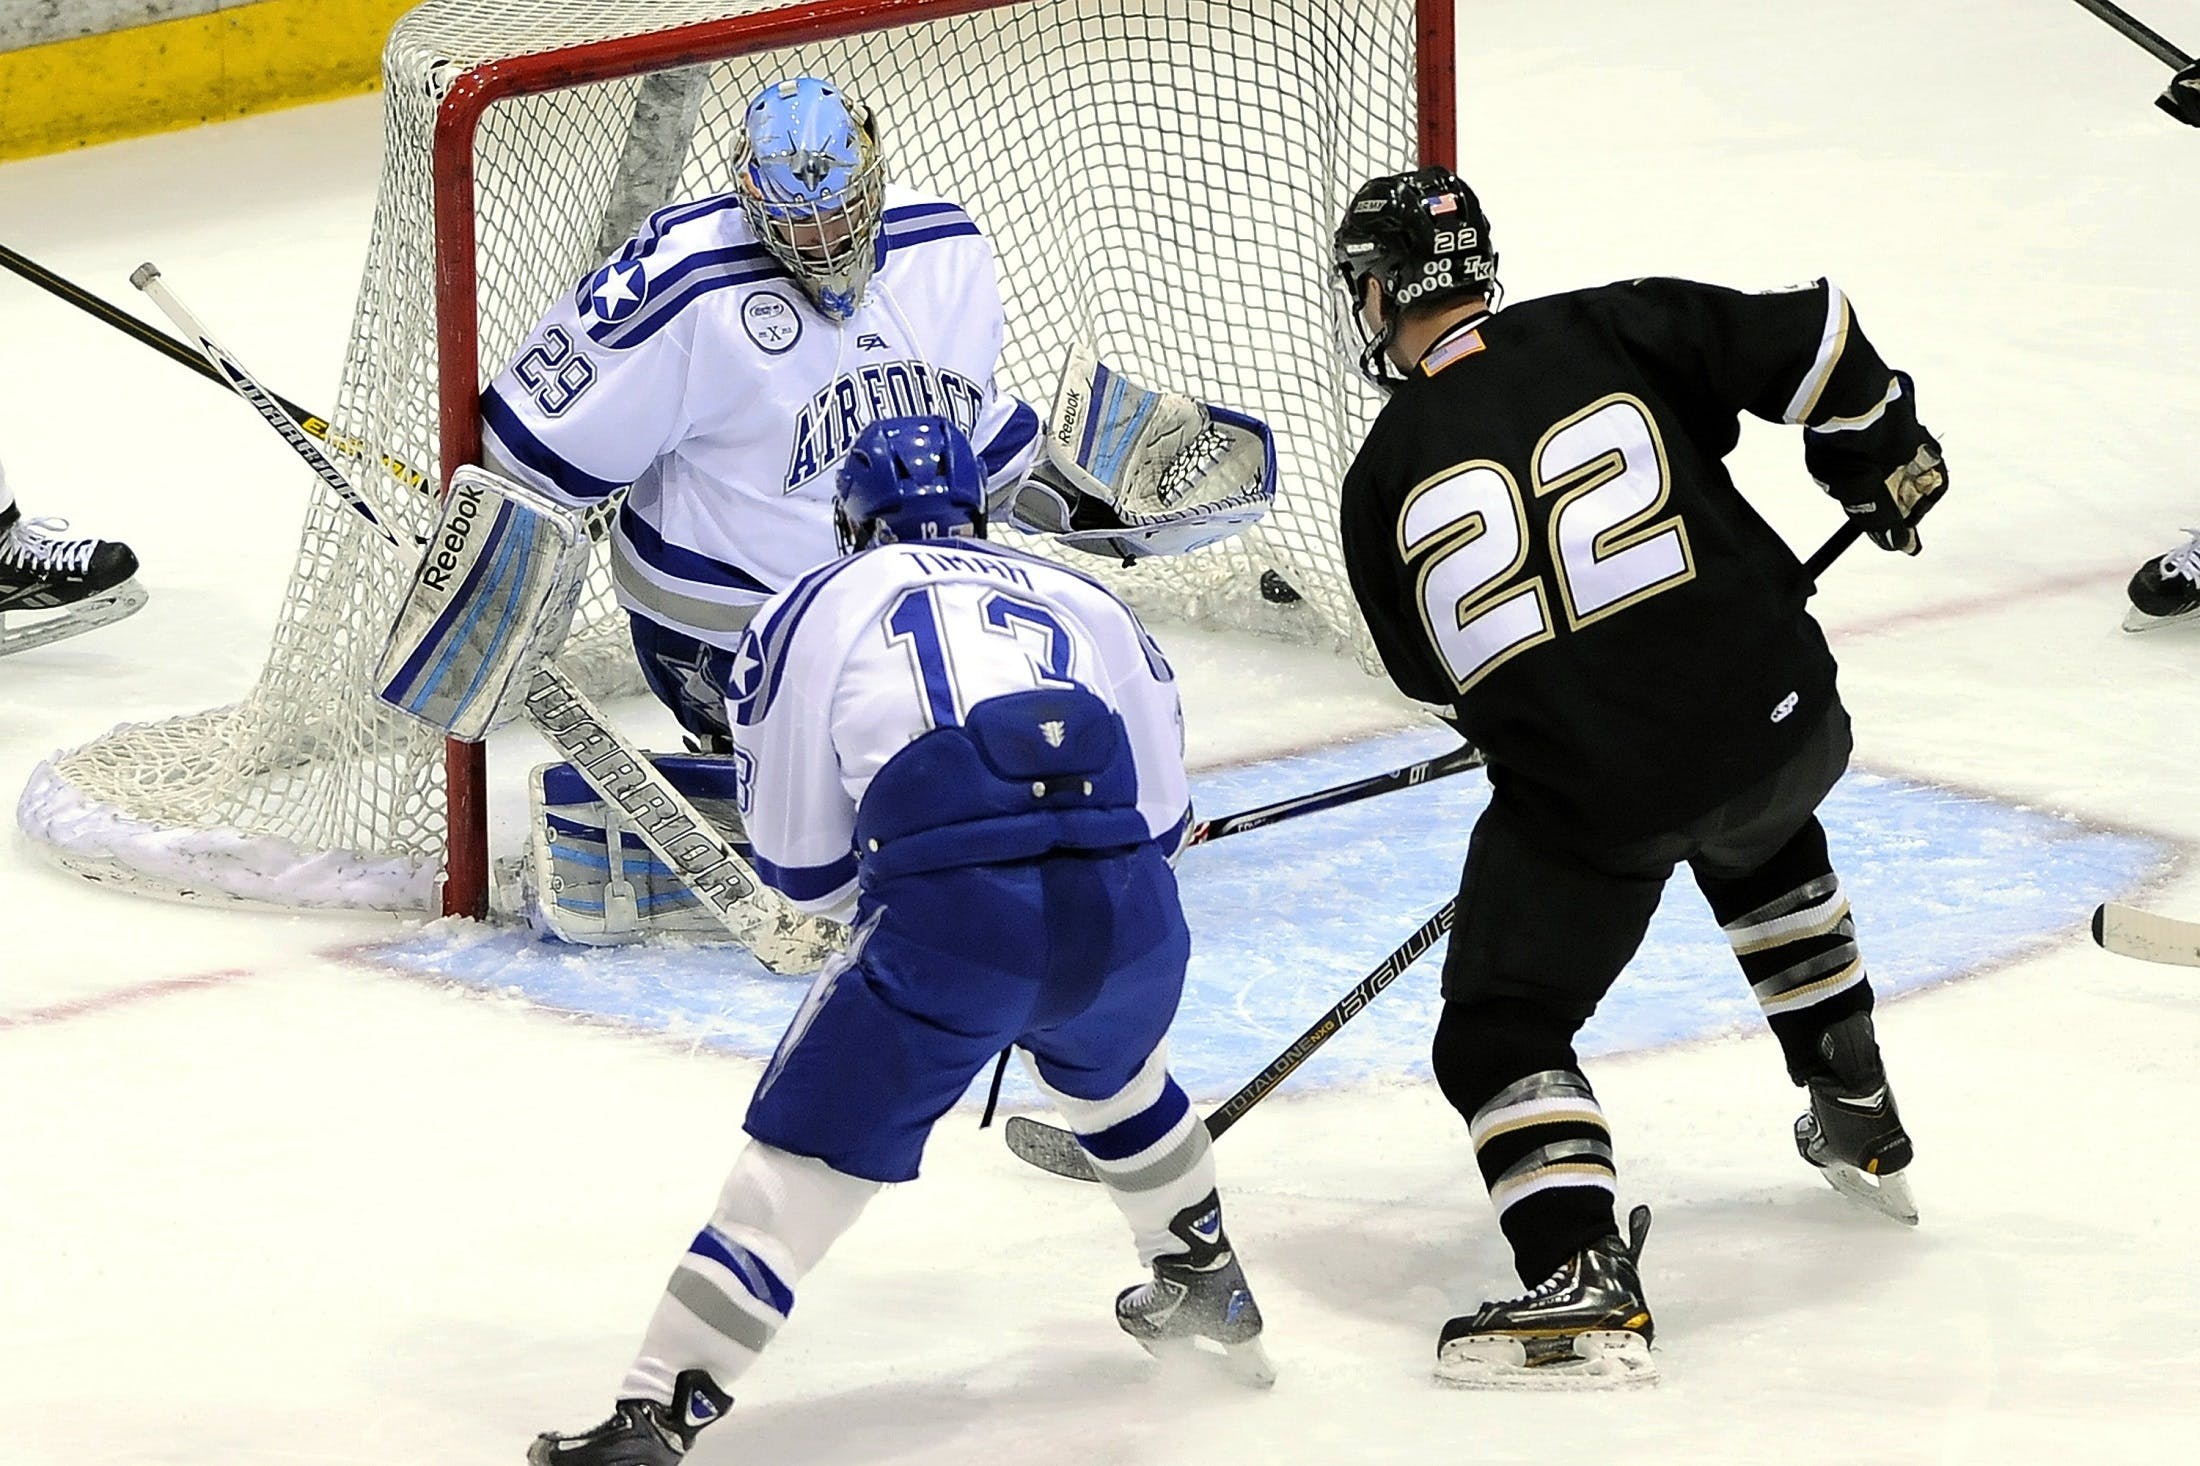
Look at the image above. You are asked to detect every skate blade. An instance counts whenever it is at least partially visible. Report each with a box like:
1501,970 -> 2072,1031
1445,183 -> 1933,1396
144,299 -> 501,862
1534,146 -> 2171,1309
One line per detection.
0,580 -> 148,656
1136,1333 -> 1277,1390
1818,1159 -> 1919,1226
2123,603 -> 2200,633
1435,1329 -> 1657,1390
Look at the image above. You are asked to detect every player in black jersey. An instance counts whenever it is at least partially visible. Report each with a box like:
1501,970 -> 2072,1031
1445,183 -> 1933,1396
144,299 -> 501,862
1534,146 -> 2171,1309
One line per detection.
1332,166 -> 1948,1387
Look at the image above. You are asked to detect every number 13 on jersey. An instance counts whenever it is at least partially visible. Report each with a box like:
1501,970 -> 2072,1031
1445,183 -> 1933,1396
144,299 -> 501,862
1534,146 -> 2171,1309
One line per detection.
886,585 -> 1077,728
1406,394 -> 1695,692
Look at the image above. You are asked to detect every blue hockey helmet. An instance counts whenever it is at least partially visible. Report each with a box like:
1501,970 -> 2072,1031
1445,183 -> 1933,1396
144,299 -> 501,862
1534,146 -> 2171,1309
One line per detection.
834,416 -> 988,554
736,76 -> 886,322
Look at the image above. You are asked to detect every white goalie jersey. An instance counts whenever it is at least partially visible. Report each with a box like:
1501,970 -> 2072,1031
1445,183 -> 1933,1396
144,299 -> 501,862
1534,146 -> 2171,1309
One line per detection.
726,539 -> 1194,916
480,184 -> 1043,649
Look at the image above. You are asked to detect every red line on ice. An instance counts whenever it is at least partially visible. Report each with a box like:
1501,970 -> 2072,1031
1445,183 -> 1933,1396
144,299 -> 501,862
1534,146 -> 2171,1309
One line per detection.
0,967 -> 253,1030
1825,563 -> 2129,639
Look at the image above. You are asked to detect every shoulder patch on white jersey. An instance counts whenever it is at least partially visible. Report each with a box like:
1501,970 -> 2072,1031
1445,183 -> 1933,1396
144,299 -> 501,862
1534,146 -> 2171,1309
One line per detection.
582,260 -> 650,324
741,290 -> 805,354
584,239 -> 786,350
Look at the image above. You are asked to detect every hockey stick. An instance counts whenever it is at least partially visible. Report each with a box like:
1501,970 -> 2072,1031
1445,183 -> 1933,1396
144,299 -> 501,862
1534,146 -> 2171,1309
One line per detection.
1802,520 -> 1864,582
131,265 -> 420,548
131,263 -> 829,972
1004,899 -> 1457,1181
2067,0 -> 2191,68
1007,518 -> 1865,1180
2092,902 -> 2200,967
2063,0 -> 2200,124
0,243 -> 432,497
1184,740 -> 1484,849
1168,519 -> 1845,851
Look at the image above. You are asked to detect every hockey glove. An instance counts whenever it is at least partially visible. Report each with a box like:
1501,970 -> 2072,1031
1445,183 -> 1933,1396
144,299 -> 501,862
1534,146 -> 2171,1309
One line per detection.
2160,59 -> 2200,128
1804,372 -> 1948,555
1825,435 -> 1947,555
1006,343 -> 1276,562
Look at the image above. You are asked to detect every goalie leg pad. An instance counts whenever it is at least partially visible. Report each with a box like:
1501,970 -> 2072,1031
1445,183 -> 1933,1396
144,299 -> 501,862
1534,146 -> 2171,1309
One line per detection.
529,755 -> 753,945
375,464 -> 593,741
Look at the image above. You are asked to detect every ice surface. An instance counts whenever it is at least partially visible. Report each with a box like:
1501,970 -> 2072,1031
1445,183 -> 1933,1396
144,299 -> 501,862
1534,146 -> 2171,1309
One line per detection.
5,2 -> 2200,1460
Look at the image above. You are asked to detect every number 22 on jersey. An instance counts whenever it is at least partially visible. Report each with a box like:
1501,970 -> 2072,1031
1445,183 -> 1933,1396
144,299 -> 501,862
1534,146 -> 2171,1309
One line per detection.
1405,394 -> 1695,692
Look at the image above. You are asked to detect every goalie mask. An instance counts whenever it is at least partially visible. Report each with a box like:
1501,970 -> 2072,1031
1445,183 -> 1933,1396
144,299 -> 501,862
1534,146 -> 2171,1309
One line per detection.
1332,166 -> 1500,389
835,415 -> 988,554
736,76 -> 886,322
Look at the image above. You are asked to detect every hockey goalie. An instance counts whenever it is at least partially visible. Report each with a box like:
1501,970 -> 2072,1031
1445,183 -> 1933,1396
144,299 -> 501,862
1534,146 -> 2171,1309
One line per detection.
373,344 -> 1272,970
402,73 -> 1271,968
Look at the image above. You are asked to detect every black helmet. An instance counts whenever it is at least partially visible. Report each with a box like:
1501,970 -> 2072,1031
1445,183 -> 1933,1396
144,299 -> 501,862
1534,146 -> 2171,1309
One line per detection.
1332,166 -> 1499,388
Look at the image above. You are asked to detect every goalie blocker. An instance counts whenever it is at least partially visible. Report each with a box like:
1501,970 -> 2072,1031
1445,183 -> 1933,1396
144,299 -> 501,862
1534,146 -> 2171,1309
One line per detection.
374,464 -> 592,740
1010,342 -> 1277,563
374,465 -> 840,968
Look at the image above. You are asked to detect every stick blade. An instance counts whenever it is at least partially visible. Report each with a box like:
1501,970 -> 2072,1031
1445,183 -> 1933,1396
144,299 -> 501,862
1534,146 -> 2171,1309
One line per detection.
2093,902 -> 2200,967
1002,1115 -> 1100,1183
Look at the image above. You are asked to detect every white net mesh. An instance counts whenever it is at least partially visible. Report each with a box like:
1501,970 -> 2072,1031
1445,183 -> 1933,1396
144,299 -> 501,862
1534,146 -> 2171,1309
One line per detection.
23,0 -> 1433,911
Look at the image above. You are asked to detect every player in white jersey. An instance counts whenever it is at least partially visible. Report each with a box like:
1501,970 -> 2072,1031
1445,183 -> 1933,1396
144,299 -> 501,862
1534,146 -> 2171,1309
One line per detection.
480,75 -> 1042,750
526,417 -> 1271,1466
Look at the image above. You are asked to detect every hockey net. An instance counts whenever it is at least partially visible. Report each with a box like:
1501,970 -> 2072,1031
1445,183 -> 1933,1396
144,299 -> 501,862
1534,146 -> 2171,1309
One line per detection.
19,0 -> 1453,916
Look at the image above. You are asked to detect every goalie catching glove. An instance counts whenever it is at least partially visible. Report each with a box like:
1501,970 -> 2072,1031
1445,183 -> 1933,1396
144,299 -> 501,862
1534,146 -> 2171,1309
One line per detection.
1008,342 -> 1276,562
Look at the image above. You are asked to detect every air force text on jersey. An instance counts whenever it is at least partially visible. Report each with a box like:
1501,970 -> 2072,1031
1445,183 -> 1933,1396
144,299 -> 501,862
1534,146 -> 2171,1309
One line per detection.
479,186 -> 1043,648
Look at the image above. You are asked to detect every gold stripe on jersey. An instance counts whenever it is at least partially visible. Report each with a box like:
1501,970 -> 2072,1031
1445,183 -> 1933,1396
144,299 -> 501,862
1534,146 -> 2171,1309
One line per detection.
1805,374 -> 1904,435
1783,284 -> 1854,424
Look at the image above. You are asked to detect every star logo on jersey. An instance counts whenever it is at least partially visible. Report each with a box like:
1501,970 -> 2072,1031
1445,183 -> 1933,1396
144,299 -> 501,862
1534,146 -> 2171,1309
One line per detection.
585,261 -> 647,322
726,633 -> 765,706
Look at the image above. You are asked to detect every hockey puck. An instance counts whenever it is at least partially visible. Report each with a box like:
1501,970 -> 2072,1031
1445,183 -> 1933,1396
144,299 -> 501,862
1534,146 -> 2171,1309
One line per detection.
1259,569 -> 1302,604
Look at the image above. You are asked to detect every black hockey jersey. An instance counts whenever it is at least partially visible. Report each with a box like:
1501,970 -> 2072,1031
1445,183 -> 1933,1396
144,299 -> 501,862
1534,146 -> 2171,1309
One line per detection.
1339,277 -> 1917,850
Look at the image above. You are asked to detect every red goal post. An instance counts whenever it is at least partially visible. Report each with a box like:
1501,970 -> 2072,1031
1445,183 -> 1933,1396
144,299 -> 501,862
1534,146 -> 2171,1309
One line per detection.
20,0 -> 1455,923
429,0 -> 1457,918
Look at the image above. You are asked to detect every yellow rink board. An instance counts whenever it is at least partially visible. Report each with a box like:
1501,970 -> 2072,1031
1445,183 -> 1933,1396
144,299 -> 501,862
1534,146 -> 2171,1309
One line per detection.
0,0 -> 415,161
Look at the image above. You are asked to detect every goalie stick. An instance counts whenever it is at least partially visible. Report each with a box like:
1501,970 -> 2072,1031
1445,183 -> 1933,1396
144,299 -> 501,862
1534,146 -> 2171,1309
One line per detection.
2092,902 -> 2200,967
130,262 -> 830,973
1005,900 -> 1457,1181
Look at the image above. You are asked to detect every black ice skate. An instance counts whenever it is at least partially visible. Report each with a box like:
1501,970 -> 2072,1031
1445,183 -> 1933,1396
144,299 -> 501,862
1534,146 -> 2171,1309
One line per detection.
2122,528 -> 2200,632
1116,1191 -> 1275,1387
1435,1204 -> 1657,1389
526,1369 -> 730,1466
1794,1011 -> 1918,1225
0,505 -> 147,656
